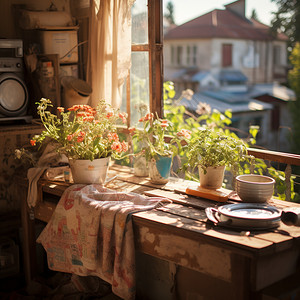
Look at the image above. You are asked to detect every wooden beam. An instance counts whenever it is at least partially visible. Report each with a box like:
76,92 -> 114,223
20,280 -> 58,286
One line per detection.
248,148 -> 300,166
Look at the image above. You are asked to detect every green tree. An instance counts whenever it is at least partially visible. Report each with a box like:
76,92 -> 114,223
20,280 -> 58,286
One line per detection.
271,0 -> 300,51
164,1 -> 175,25
288,42 -> 300,154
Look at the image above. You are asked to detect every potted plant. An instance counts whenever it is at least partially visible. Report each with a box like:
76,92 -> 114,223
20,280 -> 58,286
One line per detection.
184,128 -> 248,189
30,98 -> 129,184
132,112 -> 191,184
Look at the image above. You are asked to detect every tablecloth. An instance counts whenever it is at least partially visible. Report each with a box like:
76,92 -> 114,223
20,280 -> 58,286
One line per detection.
37,184 -> 171,299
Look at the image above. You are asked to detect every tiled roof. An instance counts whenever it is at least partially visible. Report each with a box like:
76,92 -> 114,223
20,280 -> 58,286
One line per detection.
179,91 -> 273,114
164,9 -> 288,41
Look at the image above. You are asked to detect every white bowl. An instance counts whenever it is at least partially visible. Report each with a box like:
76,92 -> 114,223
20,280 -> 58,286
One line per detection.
236,174 -> 275,203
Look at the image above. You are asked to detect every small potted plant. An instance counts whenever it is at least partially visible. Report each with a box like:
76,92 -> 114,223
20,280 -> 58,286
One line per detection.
132,112 -> 190,184
184,128 -> 248,189
30,98 -> 129,184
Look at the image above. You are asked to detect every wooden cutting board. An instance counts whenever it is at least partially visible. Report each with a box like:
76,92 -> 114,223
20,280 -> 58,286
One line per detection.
176,184 -> 240,203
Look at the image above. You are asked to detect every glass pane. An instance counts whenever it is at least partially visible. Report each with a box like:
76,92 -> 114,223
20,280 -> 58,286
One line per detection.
120,77 -> 127,115
130,51 -> 150,126
131,0 -> 148,44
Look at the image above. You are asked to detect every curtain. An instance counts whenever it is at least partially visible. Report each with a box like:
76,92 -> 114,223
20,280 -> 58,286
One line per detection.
87,0 -> 135,108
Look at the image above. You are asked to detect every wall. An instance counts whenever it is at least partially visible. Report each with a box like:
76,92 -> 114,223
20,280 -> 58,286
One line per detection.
0,0 -> 70,39
0,0 -> 88,214
164,37 -> 288,85
0,125 -> 42,214
164,39 -> 212,71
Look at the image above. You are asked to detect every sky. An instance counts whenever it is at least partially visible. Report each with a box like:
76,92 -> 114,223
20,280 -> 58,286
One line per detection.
165,0 -> 279,26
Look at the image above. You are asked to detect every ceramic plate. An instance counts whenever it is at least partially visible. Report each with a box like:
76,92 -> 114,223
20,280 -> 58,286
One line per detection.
205,203 -> 282,230
218,203 -> 281,220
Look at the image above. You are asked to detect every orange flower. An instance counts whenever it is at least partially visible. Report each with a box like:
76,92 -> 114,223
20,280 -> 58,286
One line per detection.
145,113 -> 154,121
121,141 -> 129,152
67,134 -> 73,141
161,123 -> 168,128
68,105 -> 79,111
119,112 -> 128,124
77,136 -> 84,143
177,129 -> 191,139
111,141 -> 122,153
138,117 -> 145,122
90,108 -> 97,115
106,112 -> 114,119
30,139 -> 36,146
57,107 -> 64,113
75,131 -> 86,143
83,116 -> 94,122
108,132 -> 119,142
76,111 -> 87,117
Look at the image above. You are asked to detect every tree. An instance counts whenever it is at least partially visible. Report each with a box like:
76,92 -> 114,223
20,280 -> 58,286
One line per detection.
164,1 -> 175,25
250,9 -> 259,21
288,42 -> 300,154
271,0 -> 300,51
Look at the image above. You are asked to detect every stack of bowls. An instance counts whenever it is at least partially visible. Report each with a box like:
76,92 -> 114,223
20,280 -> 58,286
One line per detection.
236,174 -> 275,203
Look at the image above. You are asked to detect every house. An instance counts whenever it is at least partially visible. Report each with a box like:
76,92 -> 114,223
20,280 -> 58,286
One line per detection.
164,0 -> 289,88
164,0 -> 294,151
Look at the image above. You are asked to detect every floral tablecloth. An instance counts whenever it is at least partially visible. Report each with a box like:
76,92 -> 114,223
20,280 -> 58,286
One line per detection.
37,184 -> 171,299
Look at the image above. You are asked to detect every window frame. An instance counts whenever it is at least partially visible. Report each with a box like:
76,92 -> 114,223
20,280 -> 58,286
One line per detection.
126,0 -> 164,125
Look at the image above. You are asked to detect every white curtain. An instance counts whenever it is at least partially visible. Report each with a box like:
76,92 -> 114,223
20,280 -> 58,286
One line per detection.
87,0 -> 135,108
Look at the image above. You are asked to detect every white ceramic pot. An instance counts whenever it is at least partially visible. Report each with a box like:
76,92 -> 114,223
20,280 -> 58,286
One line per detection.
133,155 -> 148,177
69,157 -> 110,184
236,174 -> 275,203
199,165 -> 225,189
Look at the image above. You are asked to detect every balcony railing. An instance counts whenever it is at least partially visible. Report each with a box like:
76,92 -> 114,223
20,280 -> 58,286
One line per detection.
248,148 -> 300,202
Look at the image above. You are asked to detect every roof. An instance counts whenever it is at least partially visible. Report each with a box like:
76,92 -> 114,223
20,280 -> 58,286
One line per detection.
249,83 -> 296,101
179,91 -> 273,114
165,9 -> 288,41
165,68 -> 199,81
219,70 -> 248,82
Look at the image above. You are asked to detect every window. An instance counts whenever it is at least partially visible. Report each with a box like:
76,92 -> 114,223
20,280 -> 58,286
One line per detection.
121,0 -> 163,126
186,45 -> 190,65
222,44 -> 232,67
273,45 -> 281,66
193,45 -> 197,65
171,45 -> 175,65
177,45 -> 183,65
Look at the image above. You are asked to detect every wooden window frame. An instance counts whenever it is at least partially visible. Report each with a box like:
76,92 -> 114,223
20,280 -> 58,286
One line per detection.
126,0 -> 164,125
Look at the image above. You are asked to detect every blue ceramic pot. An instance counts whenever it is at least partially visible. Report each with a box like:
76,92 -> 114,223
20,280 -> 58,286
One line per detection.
149,155 -> 172,184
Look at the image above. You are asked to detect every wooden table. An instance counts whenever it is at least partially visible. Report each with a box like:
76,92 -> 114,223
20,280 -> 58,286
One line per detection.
20,164 -> 300,300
